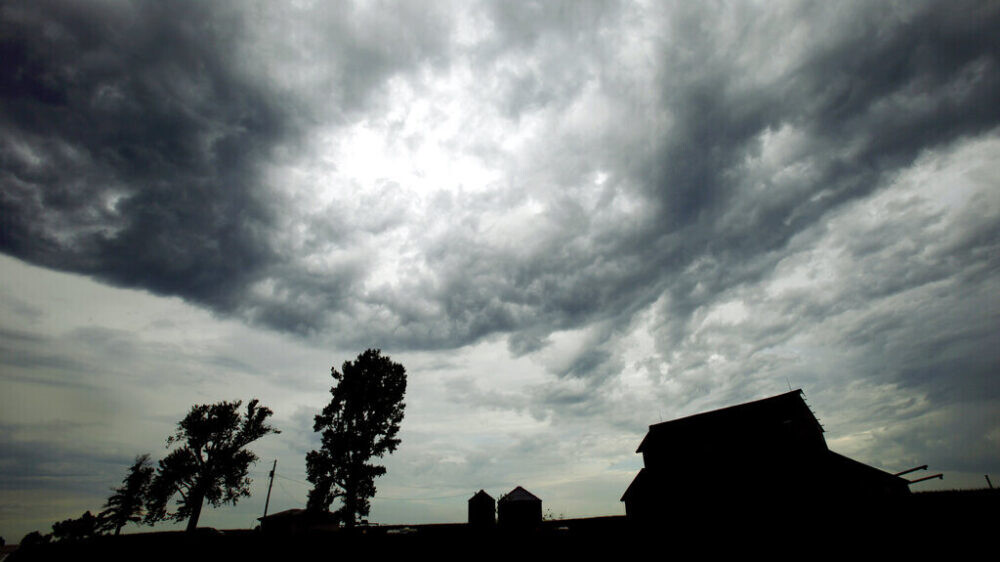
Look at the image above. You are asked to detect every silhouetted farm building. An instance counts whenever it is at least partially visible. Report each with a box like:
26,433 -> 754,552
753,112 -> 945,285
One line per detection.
468,489 -> 496,527
258,509 -> 340,535
621,390 -> 910,520
498,486 -> 542,529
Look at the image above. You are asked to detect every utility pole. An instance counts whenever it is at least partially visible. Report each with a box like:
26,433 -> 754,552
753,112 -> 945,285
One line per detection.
262,459 -> 277,530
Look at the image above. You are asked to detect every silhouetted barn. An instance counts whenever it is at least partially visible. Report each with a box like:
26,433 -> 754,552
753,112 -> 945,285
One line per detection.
621,390 -> 911,521
468,489 -> 496,527
497,486 -> 542,529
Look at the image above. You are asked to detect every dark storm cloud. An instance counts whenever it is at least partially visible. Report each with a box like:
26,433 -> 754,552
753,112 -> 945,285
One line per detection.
0,0 -> 286,312
0,0 -> 450,334
360,1 -> 998,473
1,0 -> 997,398
629,0 -> 999,334
427,0 -> 1000,372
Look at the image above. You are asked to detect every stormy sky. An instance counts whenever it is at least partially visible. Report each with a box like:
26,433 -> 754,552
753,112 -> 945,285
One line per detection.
2,0 -> 998,539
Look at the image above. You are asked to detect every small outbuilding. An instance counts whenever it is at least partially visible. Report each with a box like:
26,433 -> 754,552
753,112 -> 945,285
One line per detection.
257,508 -> 340,535
497,486 -> 542,529
468,489 -> 496,527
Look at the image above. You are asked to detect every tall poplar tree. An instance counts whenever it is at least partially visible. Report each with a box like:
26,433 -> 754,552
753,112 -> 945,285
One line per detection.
306,349 -> 407,527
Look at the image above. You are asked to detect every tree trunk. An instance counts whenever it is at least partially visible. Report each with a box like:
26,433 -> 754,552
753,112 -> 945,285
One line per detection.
185,489 -> 205,533
343,496 -> 355,528
343,478 -> 356,529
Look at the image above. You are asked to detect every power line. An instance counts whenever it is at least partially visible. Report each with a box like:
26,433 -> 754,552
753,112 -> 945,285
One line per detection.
276,478 -> 301,503
274,473 -> 312,487
262,470 -> 471,502
375,491 -> 470,502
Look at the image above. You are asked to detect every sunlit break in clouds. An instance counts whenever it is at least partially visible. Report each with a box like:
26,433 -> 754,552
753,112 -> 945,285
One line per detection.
1,0 -> 998,541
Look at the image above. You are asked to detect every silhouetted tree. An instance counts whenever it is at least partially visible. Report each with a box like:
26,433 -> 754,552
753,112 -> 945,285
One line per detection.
51,511 -> 103,542
306,349 -> 407,527
100,454 -> 154,535
146,399 -> 279,533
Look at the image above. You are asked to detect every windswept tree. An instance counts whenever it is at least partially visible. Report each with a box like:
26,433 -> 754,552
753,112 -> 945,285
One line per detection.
100,454 -> 154,535
306,349 -> 407,527
147,399 -> 279,533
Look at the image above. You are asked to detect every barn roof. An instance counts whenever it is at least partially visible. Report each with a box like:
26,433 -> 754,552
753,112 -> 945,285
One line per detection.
824,451 -> 909,488
636,389 -> 821,453
258,508 -> 305,520
620,468 -> 647,502
258,508 -> 339,523
499,486 -> 541,503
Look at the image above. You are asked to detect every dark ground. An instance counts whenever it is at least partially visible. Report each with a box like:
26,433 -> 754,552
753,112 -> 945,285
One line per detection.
8,489 -> 997,561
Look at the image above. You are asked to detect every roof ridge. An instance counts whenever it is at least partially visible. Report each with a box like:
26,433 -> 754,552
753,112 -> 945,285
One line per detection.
636,389 -> 818,453
647,389 -> 804,429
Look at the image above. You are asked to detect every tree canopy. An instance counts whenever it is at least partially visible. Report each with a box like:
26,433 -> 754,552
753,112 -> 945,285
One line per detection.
100,453 -> 154,535
306,349 -> 407,527
51,511 -> 102,542
147,399 -> 279,532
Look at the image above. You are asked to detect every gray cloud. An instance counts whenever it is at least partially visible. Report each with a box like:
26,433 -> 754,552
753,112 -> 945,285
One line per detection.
0,0 -> 452,335
369,2 -> 1000,419
7,0 -> 994,353
0,0 -> 287,313
2,0 -> 998,506
0,423 -> 125,493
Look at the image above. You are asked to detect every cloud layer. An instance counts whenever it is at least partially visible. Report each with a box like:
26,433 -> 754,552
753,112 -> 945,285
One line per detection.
2,0 -> 999,538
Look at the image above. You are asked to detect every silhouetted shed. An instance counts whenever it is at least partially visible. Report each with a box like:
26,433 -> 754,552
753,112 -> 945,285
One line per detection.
621,390 -> 911,520
468,489 -> 496,527
497,486 -> 542,529
257,509 -> 340,535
